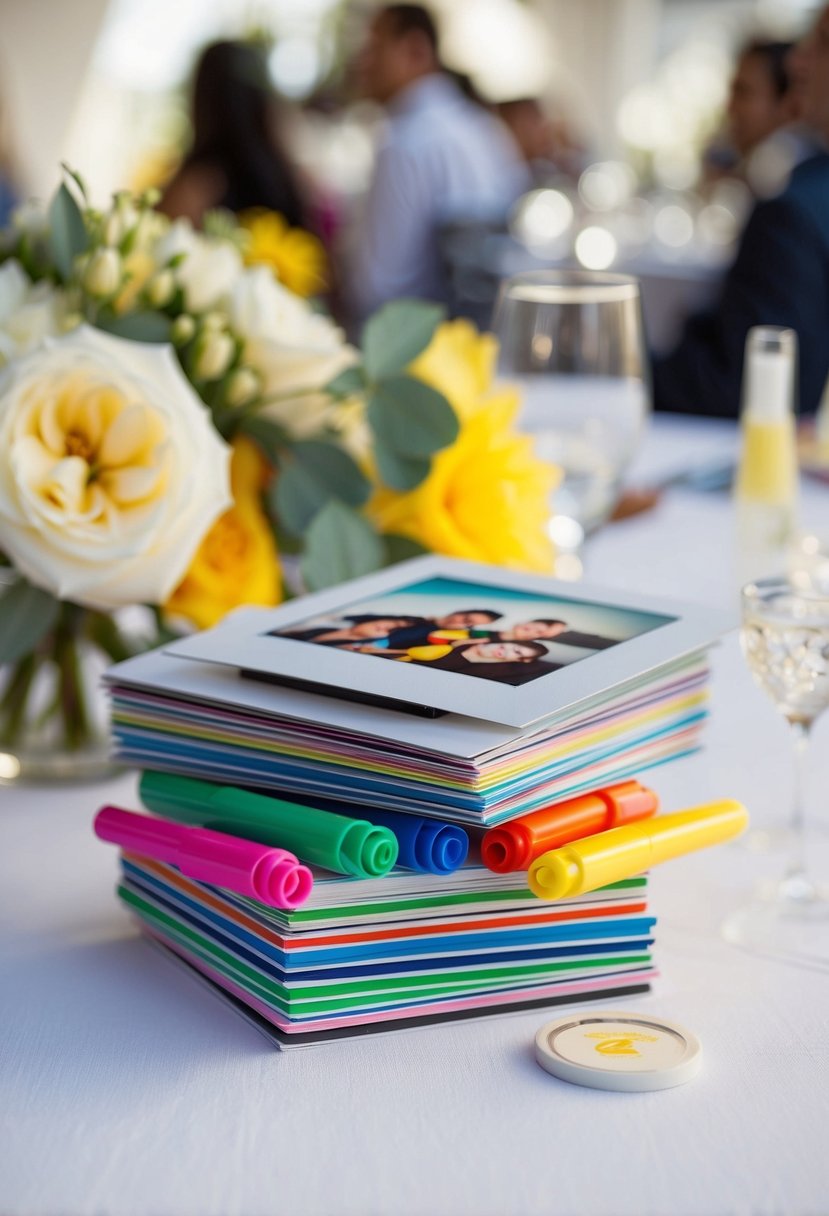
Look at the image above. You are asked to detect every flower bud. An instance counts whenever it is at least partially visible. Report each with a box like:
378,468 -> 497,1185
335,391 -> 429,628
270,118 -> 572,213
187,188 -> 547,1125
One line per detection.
83,248 -> 122,297
171,315 -> 196,345
146,270 -> 175,308
194,330 -> 234,381
201,311 -> 226,332
104,196 -> 139,247
225,366 -> 261,407
60,311 -> 84,334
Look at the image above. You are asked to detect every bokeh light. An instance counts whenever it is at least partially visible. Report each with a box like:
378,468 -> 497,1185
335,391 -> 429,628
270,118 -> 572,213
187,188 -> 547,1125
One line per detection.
575,226 -> 618,270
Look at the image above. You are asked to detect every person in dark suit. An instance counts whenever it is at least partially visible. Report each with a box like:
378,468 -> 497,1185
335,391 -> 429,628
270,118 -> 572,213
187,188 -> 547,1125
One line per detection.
652,5 -> 829,418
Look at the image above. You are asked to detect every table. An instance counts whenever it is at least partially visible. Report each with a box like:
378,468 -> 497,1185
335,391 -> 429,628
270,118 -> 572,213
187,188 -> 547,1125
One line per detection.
3,416 -> 829,1216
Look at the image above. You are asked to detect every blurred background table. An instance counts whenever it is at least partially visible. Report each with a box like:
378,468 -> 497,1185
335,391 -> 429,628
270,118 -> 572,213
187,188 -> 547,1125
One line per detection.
3,414 -> 829,1216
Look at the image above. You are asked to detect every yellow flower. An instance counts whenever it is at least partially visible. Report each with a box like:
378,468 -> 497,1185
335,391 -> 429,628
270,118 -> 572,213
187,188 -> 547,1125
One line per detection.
165,436 -> 282,629
407,320 -> 499,421
240,209 -> 327,298
368,390 -> 558,574
366,320 -> 559,573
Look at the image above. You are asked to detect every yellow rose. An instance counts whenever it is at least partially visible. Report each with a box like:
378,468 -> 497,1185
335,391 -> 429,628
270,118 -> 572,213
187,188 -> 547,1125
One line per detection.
407,320 -> 499,421
240,209 -> 327,299
368,391 -> 558,573
165,436 -> 282,629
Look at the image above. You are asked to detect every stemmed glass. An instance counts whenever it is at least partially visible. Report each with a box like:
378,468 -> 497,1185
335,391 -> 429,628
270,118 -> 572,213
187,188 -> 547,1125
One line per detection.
493,270 -> 649,573
723,577 -> 829,969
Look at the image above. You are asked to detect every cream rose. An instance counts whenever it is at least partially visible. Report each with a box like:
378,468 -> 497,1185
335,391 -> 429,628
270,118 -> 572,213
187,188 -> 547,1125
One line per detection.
0,325 -> 231,609
155,219 -> 242,314
229,267 -> 355,437
0,260 -> 67,365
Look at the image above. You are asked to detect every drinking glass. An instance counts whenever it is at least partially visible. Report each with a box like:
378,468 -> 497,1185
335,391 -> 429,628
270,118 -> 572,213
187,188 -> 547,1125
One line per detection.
723,577 -> 829,969
493,270 -> 649,560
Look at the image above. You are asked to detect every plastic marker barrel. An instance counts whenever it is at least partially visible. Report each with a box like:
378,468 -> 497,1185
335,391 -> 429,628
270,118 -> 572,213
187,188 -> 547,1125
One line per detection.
94,805 -> 313,909
528,800 -> 748,900
482,781 -> 658,873
138,771 -> 398,878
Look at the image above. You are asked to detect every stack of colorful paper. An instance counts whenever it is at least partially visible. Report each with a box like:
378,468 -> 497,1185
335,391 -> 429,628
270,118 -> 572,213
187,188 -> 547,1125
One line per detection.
116,853 -> 656,1047
98,558 -> 730,1044
107,650 -> 709,828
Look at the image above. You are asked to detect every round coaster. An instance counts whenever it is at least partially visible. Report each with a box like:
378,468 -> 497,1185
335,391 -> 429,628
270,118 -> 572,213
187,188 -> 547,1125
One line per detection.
534,1010 -> 701,1092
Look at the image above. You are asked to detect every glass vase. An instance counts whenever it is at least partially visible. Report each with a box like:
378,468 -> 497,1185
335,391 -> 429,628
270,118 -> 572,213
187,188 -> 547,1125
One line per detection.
0,603 -> 139,785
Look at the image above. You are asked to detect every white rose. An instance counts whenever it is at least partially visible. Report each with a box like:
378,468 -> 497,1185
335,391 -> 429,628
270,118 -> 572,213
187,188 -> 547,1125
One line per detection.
229,267 -> 355,437
0,260 -> 66,365
0,325 -> 231,609
154,218 -> 242,314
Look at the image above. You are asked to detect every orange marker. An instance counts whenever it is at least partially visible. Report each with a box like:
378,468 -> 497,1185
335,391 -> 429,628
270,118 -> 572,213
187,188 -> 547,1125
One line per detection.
481,781 -> 659,873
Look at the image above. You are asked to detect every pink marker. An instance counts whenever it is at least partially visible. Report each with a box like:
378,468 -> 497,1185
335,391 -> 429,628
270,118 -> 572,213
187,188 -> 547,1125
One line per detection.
94,805 -> 313,910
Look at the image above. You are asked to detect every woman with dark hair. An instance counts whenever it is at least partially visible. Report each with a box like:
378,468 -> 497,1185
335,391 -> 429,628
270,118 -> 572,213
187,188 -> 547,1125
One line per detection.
159,40 -> 307,228
399,638 -> 553,685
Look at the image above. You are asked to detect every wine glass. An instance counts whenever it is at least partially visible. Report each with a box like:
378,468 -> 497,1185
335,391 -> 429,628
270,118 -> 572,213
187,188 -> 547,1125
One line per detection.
493,270 -> 650,568
723,577 -> 829,969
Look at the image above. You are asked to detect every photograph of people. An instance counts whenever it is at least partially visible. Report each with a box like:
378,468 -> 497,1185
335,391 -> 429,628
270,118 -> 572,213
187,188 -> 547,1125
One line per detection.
394,637 -> 551,685
280,615 -> 423,647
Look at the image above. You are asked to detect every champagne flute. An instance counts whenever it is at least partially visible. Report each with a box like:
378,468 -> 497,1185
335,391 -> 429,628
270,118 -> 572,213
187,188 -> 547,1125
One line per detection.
723,577 -> 829,969
493,270 -> 649,570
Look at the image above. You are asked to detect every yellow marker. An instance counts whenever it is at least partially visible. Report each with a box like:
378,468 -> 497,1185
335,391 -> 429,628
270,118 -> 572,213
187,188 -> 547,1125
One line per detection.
527,800 -> 748,901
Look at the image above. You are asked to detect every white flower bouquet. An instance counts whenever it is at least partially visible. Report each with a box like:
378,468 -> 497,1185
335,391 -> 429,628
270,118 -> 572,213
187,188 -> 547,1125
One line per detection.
0,170 -> 556,770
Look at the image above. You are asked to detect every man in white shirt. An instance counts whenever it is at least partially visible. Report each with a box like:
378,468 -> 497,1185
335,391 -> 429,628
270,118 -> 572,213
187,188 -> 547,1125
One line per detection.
348,4 -> 530,322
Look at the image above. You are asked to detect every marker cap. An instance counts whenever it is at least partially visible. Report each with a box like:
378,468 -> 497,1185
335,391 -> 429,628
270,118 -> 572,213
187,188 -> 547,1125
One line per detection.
534,1011 -> 701,1092
602,781 -> 658,826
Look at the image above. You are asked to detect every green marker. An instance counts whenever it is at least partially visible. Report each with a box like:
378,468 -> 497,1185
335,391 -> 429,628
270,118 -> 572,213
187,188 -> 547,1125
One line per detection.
138,771 -> 398,878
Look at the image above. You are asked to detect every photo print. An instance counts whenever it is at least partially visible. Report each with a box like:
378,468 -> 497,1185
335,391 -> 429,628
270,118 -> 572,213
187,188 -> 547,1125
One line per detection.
268,575 -> 674,687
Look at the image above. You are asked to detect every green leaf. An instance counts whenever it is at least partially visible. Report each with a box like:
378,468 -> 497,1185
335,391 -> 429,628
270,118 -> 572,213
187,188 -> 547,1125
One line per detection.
59,164 -> 89,203
294,441 -> 370,506
242,416 -> 290,461
271,442 -> 370,536
47,182 -> 88,281
97,311 -> 172,343
361,300 -> 445,380
271,461 -> 322,536
367,375 -> 459,458
325,365 -> 365,398
0,579 -> 60,664
383,533 -> 428,566
374,441 -> 431,491
301,502 -> 385,591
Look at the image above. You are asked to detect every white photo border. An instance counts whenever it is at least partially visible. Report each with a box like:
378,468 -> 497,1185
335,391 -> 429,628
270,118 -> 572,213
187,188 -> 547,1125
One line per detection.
165,555 -> 732,728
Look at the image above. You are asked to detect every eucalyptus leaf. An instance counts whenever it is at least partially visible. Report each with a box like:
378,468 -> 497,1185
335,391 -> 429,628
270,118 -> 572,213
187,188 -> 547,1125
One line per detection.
47,182 -> 88,281
60,164 -> 89,203
271,461 -> 327,537
271,442 -> 370,536
97,311 -> 172,344
242,416 -> 290,461
361,300 -> 445,380
367,375 -> 459,457
301,501 -> 385,591
383,533 -> 428,566
293,441 -> 370,507
0,579 -> 60,664
374,441 -> 431,492
326,365 -> 365,398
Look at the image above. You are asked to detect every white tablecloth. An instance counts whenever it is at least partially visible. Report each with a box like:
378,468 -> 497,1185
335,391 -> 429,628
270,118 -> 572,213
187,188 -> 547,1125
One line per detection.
3,416 -> 829,1216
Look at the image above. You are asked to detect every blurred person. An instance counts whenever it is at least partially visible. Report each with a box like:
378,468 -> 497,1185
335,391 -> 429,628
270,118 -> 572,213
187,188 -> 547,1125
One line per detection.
726,39 -> 819,196
497,98 -> 585,181
346,4 -> 530,321
652,6 -> 829,419
160,40 -> 308,229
